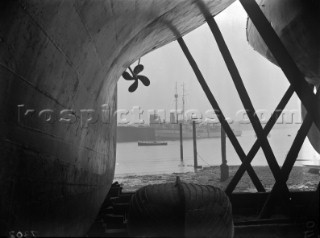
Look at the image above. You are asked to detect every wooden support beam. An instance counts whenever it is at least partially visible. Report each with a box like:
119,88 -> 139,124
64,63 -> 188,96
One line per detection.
225,86 -> 294,194
192,121 -> 198,169
206,17 -> 290,200
259,88 -> 320,218
221,126 -> 227,165
239,0 -> 320,132
238,0 -> 320,217
220,126 -> 229,182
192,0 -> 317,220
177,37 -> 265,192
180,123 -> 184,162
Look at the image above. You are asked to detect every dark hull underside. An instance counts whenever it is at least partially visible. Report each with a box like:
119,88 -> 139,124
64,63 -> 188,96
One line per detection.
0,0 -> 235,236
246,0 -> 320,154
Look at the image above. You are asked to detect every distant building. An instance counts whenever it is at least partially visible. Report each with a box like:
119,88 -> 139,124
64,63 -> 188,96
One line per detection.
150,114 -> 162,124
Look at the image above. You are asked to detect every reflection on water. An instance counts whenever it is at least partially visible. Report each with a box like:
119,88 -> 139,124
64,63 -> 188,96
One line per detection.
115,126 -> 319,175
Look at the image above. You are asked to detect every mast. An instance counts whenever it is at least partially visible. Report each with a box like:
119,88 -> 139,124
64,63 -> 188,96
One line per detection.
182,83 -> 185,122
175,82 -> 178,123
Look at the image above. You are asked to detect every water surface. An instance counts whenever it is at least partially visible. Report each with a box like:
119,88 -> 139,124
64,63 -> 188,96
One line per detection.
115,126 -> 318,175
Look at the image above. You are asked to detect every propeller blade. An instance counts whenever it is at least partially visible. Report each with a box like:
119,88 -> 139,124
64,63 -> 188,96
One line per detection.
138,75 -> 150,86
133,64 -> 144,74
128,80 -> 139,92
122,71 -> 133,80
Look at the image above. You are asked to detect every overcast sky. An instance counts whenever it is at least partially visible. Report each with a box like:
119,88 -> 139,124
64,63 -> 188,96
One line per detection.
117,1 -> 300,124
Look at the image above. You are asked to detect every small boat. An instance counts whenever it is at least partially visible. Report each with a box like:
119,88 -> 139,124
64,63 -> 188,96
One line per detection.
138,141 -> 168,146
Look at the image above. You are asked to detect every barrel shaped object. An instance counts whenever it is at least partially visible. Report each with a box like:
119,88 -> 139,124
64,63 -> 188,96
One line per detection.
128,182 -> 233,237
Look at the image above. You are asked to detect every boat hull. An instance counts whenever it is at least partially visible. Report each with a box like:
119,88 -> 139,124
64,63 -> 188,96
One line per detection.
246,0 -> 320,85
246,0 -> 320,154
154,124 -> 241,140
0,0 -> 235,236
117,126 -> 155,142
138,141 -> 168,146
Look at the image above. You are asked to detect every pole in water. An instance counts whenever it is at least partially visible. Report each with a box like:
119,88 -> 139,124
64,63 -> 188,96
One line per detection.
193,121 -> 198,169
220,126 -> 229,181
180,123 -> 184,162
175,82 -> 178,124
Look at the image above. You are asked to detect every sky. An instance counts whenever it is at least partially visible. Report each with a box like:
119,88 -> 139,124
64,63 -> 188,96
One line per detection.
117,1 -> 300,125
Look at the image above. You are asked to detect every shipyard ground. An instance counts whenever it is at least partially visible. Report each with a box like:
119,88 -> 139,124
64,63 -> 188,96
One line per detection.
115,166 -> 319,193
87,166 -> 319,237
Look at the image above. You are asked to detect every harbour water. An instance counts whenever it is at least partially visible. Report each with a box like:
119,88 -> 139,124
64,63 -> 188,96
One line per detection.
115,126 -> 319,176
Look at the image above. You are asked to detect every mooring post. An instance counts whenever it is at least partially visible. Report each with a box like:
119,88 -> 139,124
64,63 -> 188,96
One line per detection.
180,123 -> 184,162
192,121 -> 198,169
220,126 -> 229,181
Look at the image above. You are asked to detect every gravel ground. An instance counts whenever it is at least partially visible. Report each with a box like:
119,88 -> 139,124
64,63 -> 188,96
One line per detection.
114,166 -> 319,192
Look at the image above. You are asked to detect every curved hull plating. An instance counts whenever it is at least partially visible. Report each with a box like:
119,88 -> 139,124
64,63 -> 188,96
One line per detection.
247,0 -> 320,85
246,0 -> 320,154
0,0 -> 234,236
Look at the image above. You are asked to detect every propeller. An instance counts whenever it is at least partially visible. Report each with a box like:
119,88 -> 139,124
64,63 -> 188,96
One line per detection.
122,63 -> 150,92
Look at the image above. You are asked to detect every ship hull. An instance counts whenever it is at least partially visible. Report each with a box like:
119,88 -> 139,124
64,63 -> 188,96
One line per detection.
0,0 -> 235,236
246,0 -> 320,85
138,141 -> 168,146
117,126 -> 155,142
155,130 -> 242,140
154,124 -> 242,140
117,125 -> 242,142
246,0 -> 320,154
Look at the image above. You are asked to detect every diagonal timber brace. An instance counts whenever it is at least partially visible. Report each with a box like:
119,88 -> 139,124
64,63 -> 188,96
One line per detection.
190,0 -> 319,219
225,86 -> 294,195
259,88 -> 320,218
239,0 -> 320,132
177,37 -> 265,192
238,0 -> 320,218
205,17 -> 292,206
